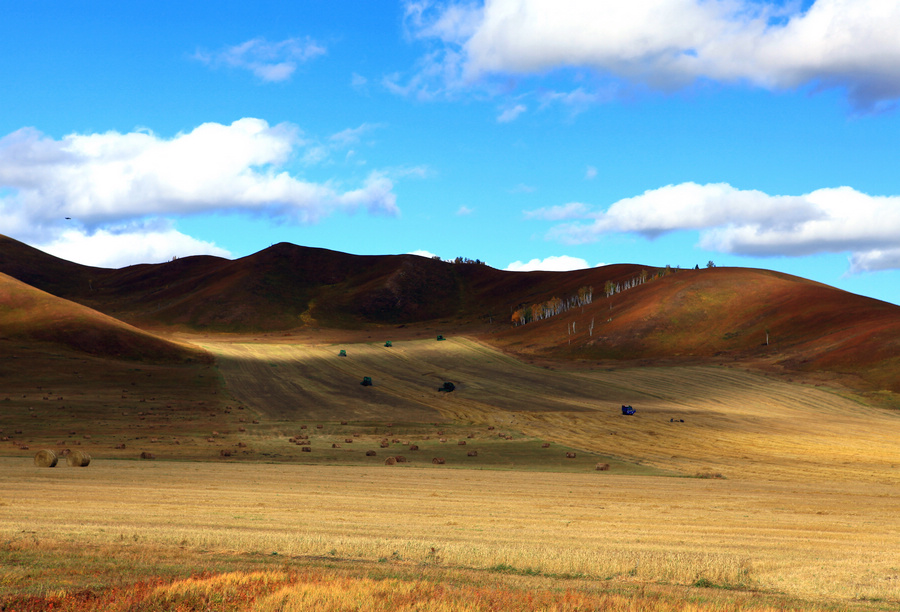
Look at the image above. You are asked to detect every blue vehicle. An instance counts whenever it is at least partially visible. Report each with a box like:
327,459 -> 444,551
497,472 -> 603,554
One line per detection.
621,405 -> 635,415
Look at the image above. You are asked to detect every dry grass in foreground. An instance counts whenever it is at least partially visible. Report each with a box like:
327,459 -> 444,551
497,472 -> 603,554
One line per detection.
2,459 -> 899,608
0,567 -> 854,612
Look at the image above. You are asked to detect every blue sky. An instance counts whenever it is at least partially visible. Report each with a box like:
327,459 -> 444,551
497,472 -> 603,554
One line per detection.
2,1 -> 900,305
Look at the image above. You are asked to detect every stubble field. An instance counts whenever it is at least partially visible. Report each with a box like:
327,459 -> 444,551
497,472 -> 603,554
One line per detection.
3,335 -> 900,610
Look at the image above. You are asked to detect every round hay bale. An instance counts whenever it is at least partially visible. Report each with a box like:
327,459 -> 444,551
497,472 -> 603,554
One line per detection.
458,440 -> 466,445
487,426 -> 495,430
467,450 -> 478,457
565,452 -> 577,459
332,443 -> 341,448
432,457 -> 445,465
595,463 -> 610,471
384,456 -> 396,465
344,438 -> 353,443
140,451 -> 155,460
34,449 -> 57,468
380,441 -> 390,448
67,450 -> 91,467
366,450 -> 377,456
60,448 -> 71,456
301,446 -> 311,452
316,424 -> 324,429
541,443 -> 550,448
341,421 -> 348,425
394,455 -> 407,463
409,444 -> 419,451
115,443 -> 126,449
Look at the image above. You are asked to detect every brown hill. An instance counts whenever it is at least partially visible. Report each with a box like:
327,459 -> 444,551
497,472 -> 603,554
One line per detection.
0,271 -> 208,363
488,266 -> 900,395
1,235 -> 898,396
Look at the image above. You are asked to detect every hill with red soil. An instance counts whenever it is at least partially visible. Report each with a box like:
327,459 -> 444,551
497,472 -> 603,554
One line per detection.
0,271 -> 208,363
1,235 -> 898,397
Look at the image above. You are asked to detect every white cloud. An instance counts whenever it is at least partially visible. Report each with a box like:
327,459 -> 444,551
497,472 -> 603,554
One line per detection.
456,205 -> 474,215
542,182 -> 900,273
497,104 -> 527,122
585,166 -> 597,180
409,249 -> 439,258
36,222 -> 231,268
505,255 -> 591,272
403,0 -> 900,111
0,119 -> 401,266
510,183 -> 536,194
849,248 -> 900,274
195,36 -> 326,82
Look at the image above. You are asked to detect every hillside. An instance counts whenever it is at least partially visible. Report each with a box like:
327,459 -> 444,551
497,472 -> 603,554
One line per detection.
1,234 -> 899,397
0,271 -> 208,363
489,266 -> 900,396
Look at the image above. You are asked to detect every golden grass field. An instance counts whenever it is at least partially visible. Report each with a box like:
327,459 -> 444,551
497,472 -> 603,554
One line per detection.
203,336 -> 900,483
3,334 -> 900,609
2,459 -> 899,607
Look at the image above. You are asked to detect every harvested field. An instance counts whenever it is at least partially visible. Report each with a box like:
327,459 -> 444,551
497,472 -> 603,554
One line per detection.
201,337 -> 900,483
2,458 -> 898,606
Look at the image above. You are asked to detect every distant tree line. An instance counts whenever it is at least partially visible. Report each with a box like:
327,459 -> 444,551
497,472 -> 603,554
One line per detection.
511,286 -> 593,326
431,255 -> 487,265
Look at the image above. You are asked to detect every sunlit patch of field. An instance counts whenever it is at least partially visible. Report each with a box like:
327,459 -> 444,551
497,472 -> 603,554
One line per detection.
2,459 -> 899,607
201,337 -> 900,483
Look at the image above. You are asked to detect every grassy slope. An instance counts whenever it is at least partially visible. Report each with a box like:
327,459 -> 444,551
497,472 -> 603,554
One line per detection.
487,267 -> 900,397
0,272 -> 208,362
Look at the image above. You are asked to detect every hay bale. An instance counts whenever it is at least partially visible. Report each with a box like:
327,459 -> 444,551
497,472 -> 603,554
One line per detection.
541,443 -> 550,448
394,455 -> 408,463
565,452 -> 576,459
487,426 -> 495,430
301,446 -> 311,453
432,457 -> 445,464
409,444 -> 419,451
595,463 -> 610,471
366,450 -> 376,456
467,450 -> 478,457
345,438 -> 353,443
458,440 -> 466,445
316,424 -> 324,429
332,443 -> 341,448
115,443 -> 126,449
60,448 -> 71,456
140,451 -> 155,460
220,449 -> 232,457
380,441 -> 390,448
67,450 -> 91,467
341,421 -> 348,425
384,456 -> 396,465
34,449 -> 57,468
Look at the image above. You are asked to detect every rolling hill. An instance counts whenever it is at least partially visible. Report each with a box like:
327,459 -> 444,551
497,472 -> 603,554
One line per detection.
1,234 -> 899,398
0,270 -> 208,363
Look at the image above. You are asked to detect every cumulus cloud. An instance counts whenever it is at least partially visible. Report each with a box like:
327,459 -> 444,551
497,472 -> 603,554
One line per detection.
402,0 -> 900,111
540,182 -> 900,273
37,222 -> 231,269
456,205 -> 474,215
585,166 -> 597,180
0,118 -> 400,266
409,249 -> 439,258
505,255 -> 592,272
194,36 -> 326,82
